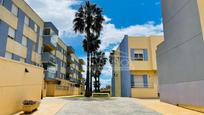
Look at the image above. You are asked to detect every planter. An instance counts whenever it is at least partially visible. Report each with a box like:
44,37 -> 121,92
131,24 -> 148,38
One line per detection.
22,101 -> 40,113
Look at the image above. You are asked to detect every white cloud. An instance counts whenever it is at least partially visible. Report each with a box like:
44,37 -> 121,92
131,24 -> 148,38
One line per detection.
100,21 -> 163,50
26,0 -> 81,38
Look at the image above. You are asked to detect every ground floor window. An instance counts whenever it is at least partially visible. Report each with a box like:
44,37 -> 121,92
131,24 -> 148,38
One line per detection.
131,74 -> 149,88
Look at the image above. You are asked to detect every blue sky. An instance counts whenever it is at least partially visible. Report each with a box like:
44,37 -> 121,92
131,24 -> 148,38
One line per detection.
26,0 -> 163,88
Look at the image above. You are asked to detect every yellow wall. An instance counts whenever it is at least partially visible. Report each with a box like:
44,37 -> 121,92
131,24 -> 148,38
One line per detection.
32,51 -> 41,64
12,0 -> 44,28
113,36 -> 163,98
6,38 -> 27,58
23,25 -> 37,42
197,0 -> 204,41
58,39 -> 67,50
114,48 -> 121,97
60,67 -> 66,74
0,57 -> 44,115
128,36 -> 163,71
46,79 -> 84,97
127,36 -> 162,98
130,71 -> 158,98
0,5 -> 18,29
56,50 -> 63,61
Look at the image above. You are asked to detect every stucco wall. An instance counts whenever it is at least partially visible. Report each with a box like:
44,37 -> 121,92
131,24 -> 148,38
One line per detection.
131,71 -> 158,98
0,57 -> 44,115
46,79 -> 84,97
158,0 -> 204,107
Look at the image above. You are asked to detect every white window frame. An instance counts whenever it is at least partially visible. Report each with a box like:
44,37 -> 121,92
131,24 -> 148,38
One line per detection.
11,4 -> 18,16
134,49 -> 144,61
5,51 -> 12,59
20,57 -> 26,63
131,75 -> 144,88
34,24 -> 38,32
8,27 -> 15,39
32,43 -> 36,51
24,16 -> 29,26
22,36 -> 27,47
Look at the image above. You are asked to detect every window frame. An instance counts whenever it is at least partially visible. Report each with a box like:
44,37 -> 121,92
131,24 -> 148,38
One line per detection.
44,28 -> 51,35
8,27 -> 16,40
133,49 -> 144,61
11,4 -> 18,16
22,36 -> 27,47
34,24 -> 38,32
32,43 -> 36,51
5,51 -> 13,59
24,15 -> 29,26
131,75 -> 150,88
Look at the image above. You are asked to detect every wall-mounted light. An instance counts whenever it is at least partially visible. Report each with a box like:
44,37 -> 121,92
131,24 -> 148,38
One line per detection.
25,68 -> 29,73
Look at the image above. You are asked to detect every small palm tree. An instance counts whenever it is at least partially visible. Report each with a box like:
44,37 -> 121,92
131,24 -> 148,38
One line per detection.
73,1 -> 104,97
92,51 -> 107,92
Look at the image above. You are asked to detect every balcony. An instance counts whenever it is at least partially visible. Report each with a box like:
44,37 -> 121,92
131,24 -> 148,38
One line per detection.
44,70 -> 56,80
79,59 -> 85,65
67,67 -> 75,74
78,73 -> 83,78
67,46 -> 74,54
79,65 -> 84,72
43,35 -> 58,51
67,55 -> 74,64
42,52 -> 56,65
68,77 -> 81,84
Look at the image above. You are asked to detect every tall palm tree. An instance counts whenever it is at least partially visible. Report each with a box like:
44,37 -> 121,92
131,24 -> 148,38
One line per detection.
92,51 -> 107,92
73,1 -> 104,97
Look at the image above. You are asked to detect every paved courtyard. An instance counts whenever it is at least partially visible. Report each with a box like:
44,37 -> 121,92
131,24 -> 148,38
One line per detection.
15,97 -> 203,115
56,97 -> 160,115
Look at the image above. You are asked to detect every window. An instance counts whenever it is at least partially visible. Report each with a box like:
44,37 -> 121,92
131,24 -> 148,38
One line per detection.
37,42 -> 41,54
44,28 -> 50,35
0,0 -> 4,5
22,36 -> 27,47
34,24 -> 38,32
8,27 -> 15,39
32,43 -> 36,51
24,16 -> 29,25
131,75 -> 149,88
134,49 -> 144,61
20,57 -> 26,63
5,52 -> 12,59
11,4 -> 18,16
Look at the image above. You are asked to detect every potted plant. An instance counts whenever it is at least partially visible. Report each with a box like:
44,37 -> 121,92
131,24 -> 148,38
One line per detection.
22,100 -> 40,113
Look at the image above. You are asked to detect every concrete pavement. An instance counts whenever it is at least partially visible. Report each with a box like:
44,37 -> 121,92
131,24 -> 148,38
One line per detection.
15,97 -> 204,115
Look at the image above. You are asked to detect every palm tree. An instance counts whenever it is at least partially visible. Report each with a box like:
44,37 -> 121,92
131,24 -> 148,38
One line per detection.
92,51 -> 107,92
73,1 -> 104,97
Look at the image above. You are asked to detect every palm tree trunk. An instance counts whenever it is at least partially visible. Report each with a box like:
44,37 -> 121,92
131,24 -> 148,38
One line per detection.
90,52 -> 93,93
85,51 -> 91,97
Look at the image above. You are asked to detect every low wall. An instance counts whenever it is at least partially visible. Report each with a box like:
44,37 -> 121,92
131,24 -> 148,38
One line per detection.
46,79 -> 84,97
131,88 -> 158,98
0,57 -> 44,115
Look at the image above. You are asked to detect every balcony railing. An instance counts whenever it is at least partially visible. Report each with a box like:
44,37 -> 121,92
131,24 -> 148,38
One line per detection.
43,35 -> 58,50
131,82 -> 154,88
67,46 -> 74,54
44,70 -> 56,79
79,59 -> 85,65
67,67 -> 75,74
67,55 -> 74,64
79,65 -> 84,72
68,77 -> 81,84
42,52 -> 56,65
